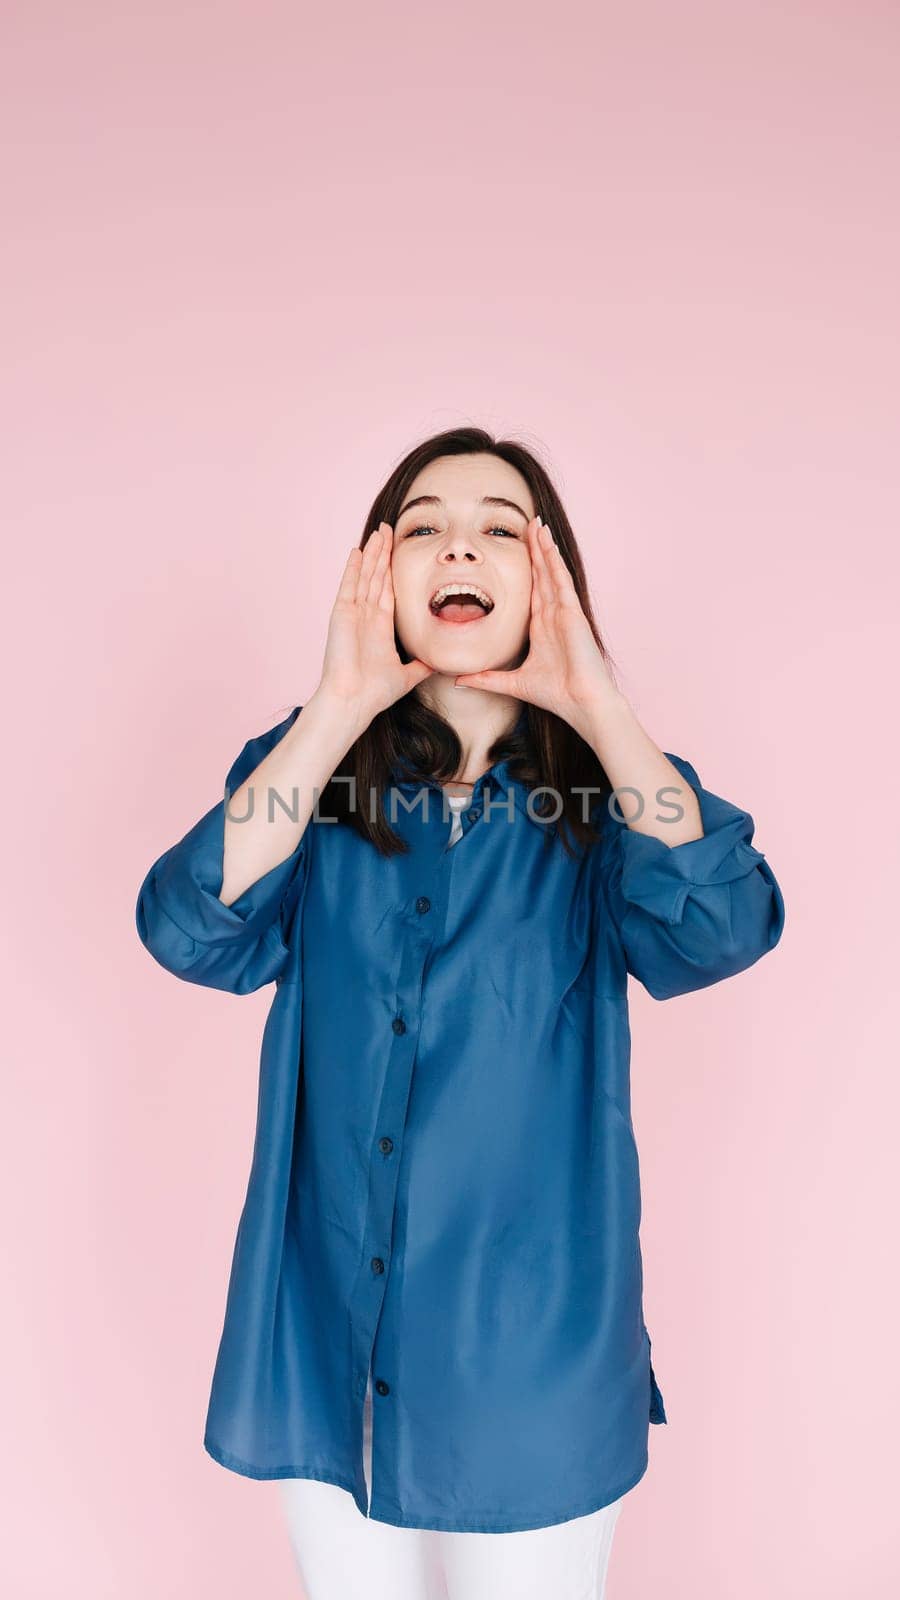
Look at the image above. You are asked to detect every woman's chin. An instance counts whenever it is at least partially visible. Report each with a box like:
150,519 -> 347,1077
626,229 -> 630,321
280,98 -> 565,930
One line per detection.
400,629 -> 526,680
419,652 -> 499,678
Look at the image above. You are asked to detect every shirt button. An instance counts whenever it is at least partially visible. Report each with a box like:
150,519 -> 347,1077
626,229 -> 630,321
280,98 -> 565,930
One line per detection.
379,1137 -> 394,1154
415,896 -> 431,914
371,1256 -> 385,1274
392,1016 -> 406,1034
374,1378 -> 390,1396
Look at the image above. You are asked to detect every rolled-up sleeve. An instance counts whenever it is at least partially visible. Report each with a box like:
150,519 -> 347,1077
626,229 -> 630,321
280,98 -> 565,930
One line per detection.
135,705 -> 309,994
596,752 -> 785,1001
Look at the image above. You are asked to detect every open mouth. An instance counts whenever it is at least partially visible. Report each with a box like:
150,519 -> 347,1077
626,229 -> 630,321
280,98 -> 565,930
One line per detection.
428,582 -> 495,625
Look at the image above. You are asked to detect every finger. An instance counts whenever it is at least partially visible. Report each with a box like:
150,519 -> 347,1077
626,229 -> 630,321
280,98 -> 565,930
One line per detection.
402,658 -> 435,692
523,520 -> 552,634
541,522 -> 581,609
337,544 -> 364,603
453,670 -> 518,695
526,518 -> 546,618
533,523 -> 557,613
377,528 -> 397,617
356,524 -> 384,605
365,522 -> 392,610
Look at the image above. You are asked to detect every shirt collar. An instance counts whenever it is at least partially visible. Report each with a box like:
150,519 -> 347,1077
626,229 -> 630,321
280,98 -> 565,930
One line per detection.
388,709 -> 549,830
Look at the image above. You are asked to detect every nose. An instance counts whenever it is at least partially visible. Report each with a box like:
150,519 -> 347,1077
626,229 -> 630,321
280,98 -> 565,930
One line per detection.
437,529 -> 482,564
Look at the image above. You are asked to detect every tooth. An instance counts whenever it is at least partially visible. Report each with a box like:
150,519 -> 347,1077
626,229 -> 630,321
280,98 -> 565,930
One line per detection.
431,584 -> 492,605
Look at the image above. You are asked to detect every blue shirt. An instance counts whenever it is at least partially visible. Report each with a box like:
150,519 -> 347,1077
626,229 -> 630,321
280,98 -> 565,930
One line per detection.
135,703 -> 785,1532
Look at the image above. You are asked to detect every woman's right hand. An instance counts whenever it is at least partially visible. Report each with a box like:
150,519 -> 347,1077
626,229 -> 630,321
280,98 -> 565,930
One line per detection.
312,524 -> 434,731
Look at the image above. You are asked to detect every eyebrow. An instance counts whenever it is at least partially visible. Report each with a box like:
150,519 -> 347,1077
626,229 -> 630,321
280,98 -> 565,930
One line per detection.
395,494 -> 531,524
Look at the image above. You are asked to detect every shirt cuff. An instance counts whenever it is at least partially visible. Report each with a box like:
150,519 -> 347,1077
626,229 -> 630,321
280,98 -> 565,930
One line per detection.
605,753 -> 769,928
150,796 -> 307,947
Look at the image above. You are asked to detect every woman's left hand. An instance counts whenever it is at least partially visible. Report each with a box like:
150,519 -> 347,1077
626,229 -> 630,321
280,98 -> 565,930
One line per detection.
453,519 -> 622,738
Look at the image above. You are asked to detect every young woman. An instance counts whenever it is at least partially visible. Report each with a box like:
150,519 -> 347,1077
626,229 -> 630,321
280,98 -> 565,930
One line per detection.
135,427 -> 785,1600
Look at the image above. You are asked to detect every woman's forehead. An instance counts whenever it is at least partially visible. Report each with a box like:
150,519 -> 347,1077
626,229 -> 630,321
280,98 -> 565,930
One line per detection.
402,454 -> 535,517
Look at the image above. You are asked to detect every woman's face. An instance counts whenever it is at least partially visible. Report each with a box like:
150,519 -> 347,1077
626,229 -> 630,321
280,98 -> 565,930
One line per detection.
390,453 -> 535,676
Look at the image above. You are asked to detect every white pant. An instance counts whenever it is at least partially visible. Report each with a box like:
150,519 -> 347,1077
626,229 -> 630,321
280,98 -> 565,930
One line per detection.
277,1377 -> 626,1600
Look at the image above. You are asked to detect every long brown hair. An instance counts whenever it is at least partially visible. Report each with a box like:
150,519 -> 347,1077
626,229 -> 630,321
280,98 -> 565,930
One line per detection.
320,426 -> 621,858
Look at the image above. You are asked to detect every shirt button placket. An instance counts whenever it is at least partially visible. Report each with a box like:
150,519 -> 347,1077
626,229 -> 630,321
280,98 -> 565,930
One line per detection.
352,828 -> 448,1487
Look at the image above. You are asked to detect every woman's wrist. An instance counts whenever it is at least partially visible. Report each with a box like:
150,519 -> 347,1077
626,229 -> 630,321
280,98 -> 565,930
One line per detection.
569,685 -> 635,754
292,686 -> 373,762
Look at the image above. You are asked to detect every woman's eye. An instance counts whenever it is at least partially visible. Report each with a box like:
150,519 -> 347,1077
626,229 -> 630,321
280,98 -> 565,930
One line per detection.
404,524 -> 518,539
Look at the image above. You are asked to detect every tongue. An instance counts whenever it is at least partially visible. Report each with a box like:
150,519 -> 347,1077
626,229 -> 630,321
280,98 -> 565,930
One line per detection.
436,599 -> 486,621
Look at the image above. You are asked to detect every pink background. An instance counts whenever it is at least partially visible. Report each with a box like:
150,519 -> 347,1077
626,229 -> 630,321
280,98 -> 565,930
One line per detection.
3,2 -> 898,1595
